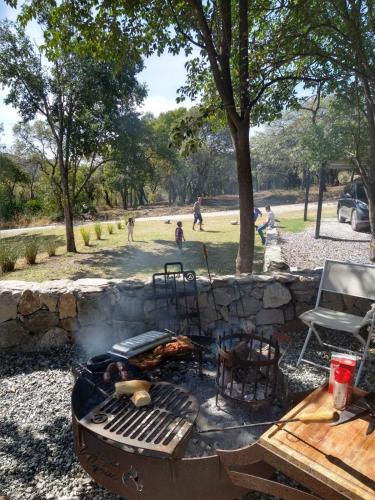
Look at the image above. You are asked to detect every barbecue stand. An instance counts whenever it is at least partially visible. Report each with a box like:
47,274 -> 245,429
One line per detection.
152,262 -> 201,336
73,365 -> 375,499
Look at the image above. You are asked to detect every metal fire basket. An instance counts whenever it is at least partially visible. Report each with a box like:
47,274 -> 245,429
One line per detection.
215,331 -> 280,408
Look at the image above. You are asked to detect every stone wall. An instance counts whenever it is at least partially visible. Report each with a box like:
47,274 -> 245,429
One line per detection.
0,271 -> 327,353
3,270 -> 370,354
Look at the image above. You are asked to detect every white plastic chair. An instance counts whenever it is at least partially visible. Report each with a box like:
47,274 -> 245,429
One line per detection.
297,259 -> 375,385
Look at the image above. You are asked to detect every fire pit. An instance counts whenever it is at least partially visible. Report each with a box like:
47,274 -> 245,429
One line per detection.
71,331 -> 284,499
72,364 -> 250,499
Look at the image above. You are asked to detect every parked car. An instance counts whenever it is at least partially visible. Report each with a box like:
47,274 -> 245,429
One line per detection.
337,181 -> 369,231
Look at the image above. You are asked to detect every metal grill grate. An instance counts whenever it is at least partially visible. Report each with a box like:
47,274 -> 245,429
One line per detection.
79,382 -> 199,457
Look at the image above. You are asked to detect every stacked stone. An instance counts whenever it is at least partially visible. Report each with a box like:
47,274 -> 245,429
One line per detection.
0,272 -> 327,352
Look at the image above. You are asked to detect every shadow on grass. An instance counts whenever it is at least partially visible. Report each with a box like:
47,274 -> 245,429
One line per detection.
4,233 -> 65,248
69,240 -> 264,280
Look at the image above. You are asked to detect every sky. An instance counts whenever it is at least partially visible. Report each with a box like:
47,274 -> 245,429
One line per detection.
0,0 -> 193,147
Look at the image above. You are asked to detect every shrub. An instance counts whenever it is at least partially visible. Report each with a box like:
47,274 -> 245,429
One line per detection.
45,240 -> 58,257
24,238 -> 39,265
25,199 -> 43,216
107,223 -> 114,235
0,242 -> 18,273
117,221 -> 123,230
94,222 -> 103,240
80,227 -> 91,246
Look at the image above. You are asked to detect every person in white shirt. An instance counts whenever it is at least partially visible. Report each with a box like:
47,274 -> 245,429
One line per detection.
257,205 -> 276,244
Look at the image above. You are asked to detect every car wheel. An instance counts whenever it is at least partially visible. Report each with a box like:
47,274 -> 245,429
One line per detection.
351,210 -> 360,231
337,208 -> 346,223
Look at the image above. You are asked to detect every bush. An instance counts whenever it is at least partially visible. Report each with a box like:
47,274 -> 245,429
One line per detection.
24,199 -> 43,216
94,222 -> 103,240
107,223 -> 114,235
117,221 -> 123,229
0,242 -> 18,273
45,240 -> 58,257
24,238 -> 39,265
80,227 -> 91,246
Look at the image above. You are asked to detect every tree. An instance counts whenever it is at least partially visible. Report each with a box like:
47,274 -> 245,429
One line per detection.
292,0 -> 375,258
0,20 -> 145,251
15,0 -> 317,272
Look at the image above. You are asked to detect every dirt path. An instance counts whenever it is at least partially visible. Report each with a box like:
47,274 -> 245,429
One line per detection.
1,201 -> 336,237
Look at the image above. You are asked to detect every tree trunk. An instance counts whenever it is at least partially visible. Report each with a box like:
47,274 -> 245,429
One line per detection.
367,180 -> 375,261
315,162 -> 325,239
303,170 -> 310,222
104,189 -> 113,208
58,148 -> 76,252
233,123 -> 254,273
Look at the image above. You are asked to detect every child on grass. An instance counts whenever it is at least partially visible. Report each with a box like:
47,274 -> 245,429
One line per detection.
127,217 -> 135,242
175,221 -> 185,252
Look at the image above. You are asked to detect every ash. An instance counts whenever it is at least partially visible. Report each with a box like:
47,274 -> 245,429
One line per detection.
148,347 -> 285,458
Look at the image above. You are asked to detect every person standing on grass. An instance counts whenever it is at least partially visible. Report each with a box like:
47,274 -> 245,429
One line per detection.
127,217 -> 135,242
193,196 -> 203,231
253,207 -> 262,229
175,221 -> 185,253
257,205 -> 276,245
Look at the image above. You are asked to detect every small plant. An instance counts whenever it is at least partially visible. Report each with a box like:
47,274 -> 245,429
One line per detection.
80,227 -> 91,246
24,238 -> 39,265
107,223 -> 114,235
0,242 -> 18,273
117,221 -> 123,230
94,222 -> 103,240
45,240 -> 58,257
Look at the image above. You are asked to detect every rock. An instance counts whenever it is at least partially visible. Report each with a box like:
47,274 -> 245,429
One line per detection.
233,297 -> 261,317
220,306 -> 229,322
77,292 -> 111,325
213,288 -> 234,307
291,289 -> 316,303
263,282 -> 291,308
200,306 -> 220,325
256,308 -> 284,325
295,302 -> 311,317
283,303 -> 295,322
18,290 -> 41,316
22,310 -> 59,334
38,327 -> 70,350
113,296 -> 144,321
0,320 -> 29,349
39,292 -> 58,312
251,287 -> 264,300
0,290 -> 20,324
59,317 -> 80,332
58,293 -> 77,319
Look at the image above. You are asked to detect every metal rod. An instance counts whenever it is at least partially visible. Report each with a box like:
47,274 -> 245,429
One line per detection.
196,418 -> 302,434
202,244 -> 219,319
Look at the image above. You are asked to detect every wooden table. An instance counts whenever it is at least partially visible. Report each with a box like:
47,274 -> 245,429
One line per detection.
218,386 -> 375,499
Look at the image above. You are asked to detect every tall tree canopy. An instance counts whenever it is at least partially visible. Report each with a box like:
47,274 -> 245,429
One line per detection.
13,0 -> 319,272
0,20 -> 145,251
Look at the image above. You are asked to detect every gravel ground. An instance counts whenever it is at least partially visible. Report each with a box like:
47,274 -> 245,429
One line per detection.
1,337 -> 374,500
280,219 -> 372,269
0,346 -> 121,500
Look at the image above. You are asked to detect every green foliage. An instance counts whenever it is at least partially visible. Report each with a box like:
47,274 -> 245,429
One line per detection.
107,223 -> 114,235
117,221 -> 123,230
80,227 -> 91,246
45,239 -> 58,257
0,241 -> 18,273
24,199 -> 43,216
93,222 -> 103,240
24,238 -> 39,265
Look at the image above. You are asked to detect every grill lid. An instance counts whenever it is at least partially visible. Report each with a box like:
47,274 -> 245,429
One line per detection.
79,382 -> 199,458
108,330 -> 173,359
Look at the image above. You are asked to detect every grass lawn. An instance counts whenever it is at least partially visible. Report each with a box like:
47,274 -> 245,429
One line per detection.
0,216 -> 264,281
0,205 -> 337,282
278,206 -> 337,233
